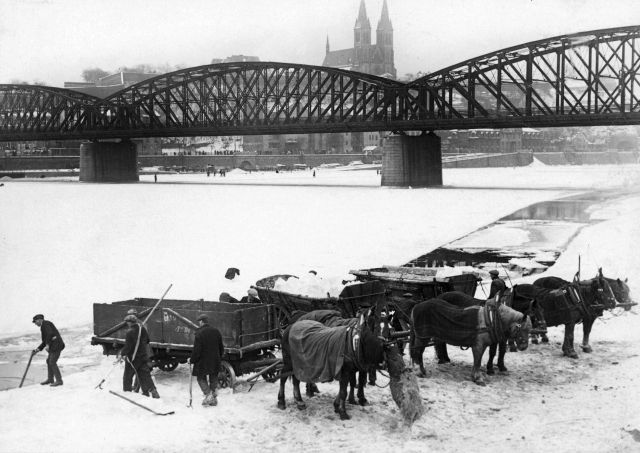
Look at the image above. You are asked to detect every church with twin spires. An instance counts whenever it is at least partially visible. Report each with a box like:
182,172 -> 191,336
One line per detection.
323,0 -> 396,79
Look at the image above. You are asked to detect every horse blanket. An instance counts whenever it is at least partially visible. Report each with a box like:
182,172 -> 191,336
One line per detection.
412,299 -> 481,347
535,286 -> 583,326
289,320 -> 355,383
297,310 -> 357,328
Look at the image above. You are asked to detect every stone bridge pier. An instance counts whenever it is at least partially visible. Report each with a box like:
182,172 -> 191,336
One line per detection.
79,140 -> 139,182
381,132 -> 443,187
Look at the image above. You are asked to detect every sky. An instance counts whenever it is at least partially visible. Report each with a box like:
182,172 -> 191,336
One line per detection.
1,0 -> 639,86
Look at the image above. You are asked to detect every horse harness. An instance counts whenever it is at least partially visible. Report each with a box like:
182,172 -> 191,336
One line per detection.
477,302 -> 507,344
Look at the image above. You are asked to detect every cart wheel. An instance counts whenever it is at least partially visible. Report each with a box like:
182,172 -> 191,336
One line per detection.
218,361 -> 236,389
158,360 -> 179,372
274,307 -> 291,337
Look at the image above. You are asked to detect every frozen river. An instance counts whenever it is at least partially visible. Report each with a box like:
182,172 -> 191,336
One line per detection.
1,163 -> 639,338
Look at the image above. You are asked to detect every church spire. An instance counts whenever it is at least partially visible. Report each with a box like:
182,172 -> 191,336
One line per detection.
377,0 -> 392,30
326,35 -> 330,54
354,0 -> 371,47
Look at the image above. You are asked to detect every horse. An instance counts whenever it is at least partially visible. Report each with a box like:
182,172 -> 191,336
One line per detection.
277,309 -> 395,420
436,290 -> 543,375
531,270 -> 618,358
293,309 -> 372,406
409,298 -> 532,385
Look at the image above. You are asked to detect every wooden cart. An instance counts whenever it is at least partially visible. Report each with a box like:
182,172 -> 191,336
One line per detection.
254,275 -> 387,333
91,297 -> 280,388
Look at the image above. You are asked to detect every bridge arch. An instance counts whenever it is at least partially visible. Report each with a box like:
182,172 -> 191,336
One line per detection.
0,85 -> 104,140
99,62 -> 406,137
403,25 -> 640,129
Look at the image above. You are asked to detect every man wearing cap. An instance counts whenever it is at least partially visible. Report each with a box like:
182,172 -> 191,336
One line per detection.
190,314 -> 224,406
239,287 -> 261,304
32,314 -> 65,386
119,314 -> 159,398
488,269 -> 507,299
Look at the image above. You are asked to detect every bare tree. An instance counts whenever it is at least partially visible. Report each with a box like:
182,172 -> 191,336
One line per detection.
81,68 -> 109,82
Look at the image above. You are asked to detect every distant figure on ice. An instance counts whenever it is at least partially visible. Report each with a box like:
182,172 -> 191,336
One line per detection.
313,169 -> 316,177
119,314 -> 159,398
32,314 -> 65,387
488,269 -> 507,299
190,314 -> 224,406
154,173 -> 158,183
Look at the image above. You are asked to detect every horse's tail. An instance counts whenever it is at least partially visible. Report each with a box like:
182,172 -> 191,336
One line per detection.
408,309 -> 419,365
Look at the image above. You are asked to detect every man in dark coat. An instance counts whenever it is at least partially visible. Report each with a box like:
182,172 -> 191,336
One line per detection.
489,269 -> 507,299
32,314 -> 65,386
119,314 -> 159,398
190,314 -> 224,406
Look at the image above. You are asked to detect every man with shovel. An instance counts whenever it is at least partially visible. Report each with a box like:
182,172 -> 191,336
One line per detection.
190,314 -> 224,406
32,314 -> 65,387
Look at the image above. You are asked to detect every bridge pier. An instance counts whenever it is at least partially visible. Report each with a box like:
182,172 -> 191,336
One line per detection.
79,140 -> 139,182
381,132 -> 443,187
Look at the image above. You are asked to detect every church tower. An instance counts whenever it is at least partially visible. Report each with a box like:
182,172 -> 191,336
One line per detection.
353,0 -> 371,72
376,0 -> 395,78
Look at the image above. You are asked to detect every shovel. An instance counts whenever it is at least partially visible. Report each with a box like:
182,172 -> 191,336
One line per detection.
233,359 -> 283,393
19,350 -> 37,388
187,363 -> 193,408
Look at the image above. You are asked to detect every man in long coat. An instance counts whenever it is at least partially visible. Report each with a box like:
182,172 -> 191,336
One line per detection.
489,269 -> 507,299
190,314 -> 224,406
32,314 -> 65,386
119,314 -> 159,398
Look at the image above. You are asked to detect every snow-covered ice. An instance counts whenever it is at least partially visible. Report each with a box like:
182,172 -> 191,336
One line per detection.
0,164 -> 639,453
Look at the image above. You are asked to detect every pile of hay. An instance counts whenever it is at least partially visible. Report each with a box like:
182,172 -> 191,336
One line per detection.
386,346 -> 425,426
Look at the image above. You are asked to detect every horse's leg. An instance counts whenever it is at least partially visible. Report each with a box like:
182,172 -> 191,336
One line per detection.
277,374 -> 288,410
305,382 -> 319,397
486,343 -> 496,375
497,341 -> 507,372
562,323 -> 578,359
357,370 -> 368,406
582,317 -> 594,353
347,371 -> 357,405
292,376 -> 306,410
333,370 -> 350,420
367,367 -> 376,386
472,337 -> 487,386
435,341 -> 451,364
508,338 -> 517,352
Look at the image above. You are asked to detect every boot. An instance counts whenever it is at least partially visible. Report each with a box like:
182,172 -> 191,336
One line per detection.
150,389 -> 160,399
41,380 -> 53,385
208,394 -> 218,406
202,393 -> 213,406
50,381 -> 63,387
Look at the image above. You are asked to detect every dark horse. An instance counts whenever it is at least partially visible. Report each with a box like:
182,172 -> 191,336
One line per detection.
277,309 -> 393,420
293,309 -> 372,406
531,270 -> 617,358
409,298 -> 532,385
436,290 -> 545,375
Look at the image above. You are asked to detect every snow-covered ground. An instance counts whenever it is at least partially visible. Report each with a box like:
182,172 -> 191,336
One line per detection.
0,163 -> 639,453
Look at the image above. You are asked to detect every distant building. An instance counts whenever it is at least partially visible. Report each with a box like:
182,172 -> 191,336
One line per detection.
323,0 -> 396,79
211,55 -> 260,64
64,71 -> 157,98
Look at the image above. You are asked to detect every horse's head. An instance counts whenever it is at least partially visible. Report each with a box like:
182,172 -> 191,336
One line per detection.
591,273 -> 618,310
359,321 -> 385,366
509,314 -> 532,351
527,299 -> 547,333
605,276 -> 635,309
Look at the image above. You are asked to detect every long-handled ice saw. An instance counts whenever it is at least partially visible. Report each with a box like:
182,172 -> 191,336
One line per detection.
19,350 -> 37,388
108,390 -> 175,416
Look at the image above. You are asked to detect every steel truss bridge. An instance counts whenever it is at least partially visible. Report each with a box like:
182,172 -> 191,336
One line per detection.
1,25 -> 639,141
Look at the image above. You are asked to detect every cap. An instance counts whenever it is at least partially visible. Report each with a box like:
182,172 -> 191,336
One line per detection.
124,314 -> 137,323
126,309 -> 138,316
196,314 -> 209,322
32,314 -> 44,323
225,267 -> 240,280
489,270 -> 499,277
248,288 -> 259,297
